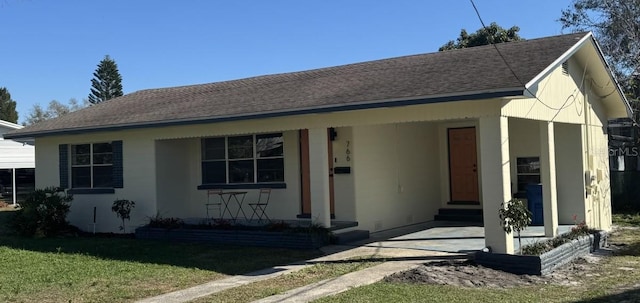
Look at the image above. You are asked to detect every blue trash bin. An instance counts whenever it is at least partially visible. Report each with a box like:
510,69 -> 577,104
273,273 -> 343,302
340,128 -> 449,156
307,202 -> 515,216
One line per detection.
525,184 -> 543,226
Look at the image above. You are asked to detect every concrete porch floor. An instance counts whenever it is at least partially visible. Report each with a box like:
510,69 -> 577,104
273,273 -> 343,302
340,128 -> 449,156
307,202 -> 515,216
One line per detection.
348,221 -> 573,253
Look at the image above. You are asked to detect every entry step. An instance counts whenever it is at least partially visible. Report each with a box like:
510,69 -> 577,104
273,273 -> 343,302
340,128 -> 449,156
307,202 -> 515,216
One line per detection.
333,230 -> 370,244
434,208 -> 483,223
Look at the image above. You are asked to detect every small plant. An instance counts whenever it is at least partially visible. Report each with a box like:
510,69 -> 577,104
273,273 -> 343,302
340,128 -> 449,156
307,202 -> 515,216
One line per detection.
11,186 -> 73,237
498,198 -> 532,253
212,219 -> 233,230
147,213 -> 184,229
111,199 -> 135,233
521,220 -> 598,255
265,220 -> 291,232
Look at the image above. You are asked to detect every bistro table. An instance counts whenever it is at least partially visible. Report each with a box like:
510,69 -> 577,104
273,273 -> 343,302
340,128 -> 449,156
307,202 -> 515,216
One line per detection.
218,191 -> 248,221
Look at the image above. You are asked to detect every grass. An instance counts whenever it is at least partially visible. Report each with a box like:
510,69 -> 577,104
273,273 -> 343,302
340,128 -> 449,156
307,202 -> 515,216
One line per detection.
612,212 -> 640,226
0,210 -> 321,303
193,258 -> 381,303
316,215 -> 640,303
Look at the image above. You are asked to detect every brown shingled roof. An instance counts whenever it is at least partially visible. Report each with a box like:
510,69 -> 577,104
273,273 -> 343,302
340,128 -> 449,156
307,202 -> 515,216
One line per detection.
8,32 -> 590,138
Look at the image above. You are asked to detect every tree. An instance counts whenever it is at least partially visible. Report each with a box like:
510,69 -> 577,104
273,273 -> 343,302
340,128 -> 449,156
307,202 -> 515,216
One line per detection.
560,0 -> 640,98
0,87 -> 19,123
498,199 -> 532,253
111,199 -> 135,233
88,55 -> 123,104
24,98 -> 87,126
439,22 -> 523,51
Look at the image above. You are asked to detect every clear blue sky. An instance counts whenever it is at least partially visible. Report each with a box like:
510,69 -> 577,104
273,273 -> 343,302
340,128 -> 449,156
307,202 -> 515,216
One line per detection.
1,0 -> 573,124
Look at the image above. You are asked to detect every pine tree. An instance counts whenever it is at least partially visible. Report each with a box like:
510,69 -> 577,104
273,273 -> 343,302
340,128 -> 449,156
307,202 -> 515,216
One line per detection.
0,87 -> 19,123
88,55 -> 123,104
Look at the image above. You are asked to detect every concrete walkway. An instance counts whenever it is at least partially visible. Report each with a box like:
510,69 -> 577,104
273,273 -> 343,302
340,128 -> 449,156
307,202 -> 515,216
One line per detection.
136,243 -> 461,303
252,260 -> 424,303
136,221 -> 571,303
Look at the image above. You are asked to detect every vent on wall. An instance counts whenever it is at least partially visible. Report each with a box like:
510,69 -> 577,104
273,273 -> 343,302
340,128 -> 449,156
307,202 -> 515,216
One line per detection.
562,61 -> 569,75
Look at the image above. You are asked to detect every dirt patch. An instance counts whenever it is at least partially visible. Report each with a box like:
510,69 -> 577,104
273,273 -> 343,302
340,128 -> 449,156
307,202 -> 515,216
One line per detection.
385,249 -> 612,288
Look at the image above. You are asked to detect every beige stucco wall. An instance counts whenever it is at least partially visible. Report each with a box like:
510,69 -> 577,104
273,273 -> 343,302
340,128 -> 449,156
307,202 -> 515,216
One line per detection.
508,118 -> 541,196
502,58 -> 593,124
352,122 -> 441,232
555,123 -> 587,224
331,126 -> 356,221
35,131 -> 158,233
154,131 -> 304,222
584,88 -> 612,230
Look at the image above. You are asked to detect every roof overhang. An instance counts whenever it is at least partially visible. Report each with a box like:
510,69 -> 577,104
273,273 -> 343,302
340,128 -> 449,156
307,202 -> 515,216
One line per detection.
4,88 -> 523,139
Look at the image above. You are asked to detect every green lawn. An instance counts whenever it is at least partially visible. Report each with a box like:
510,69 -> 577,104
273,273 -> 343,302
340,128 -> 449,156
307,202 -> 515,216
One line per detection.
0,210 -> 321,303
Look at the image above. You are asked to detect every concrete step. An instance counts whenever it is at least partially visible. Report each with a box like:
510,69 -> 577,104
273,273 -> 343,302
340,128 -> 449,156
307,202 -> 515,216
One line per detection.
435,208 -> 483,223
437,208 -> 482,216
333,230 -> 370,244
434,214 -> 483,222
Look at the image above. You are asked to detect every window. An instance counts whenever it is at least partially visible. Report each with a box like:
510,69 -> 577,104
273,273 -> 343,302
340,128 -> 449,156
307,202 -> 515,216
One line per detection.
71,143 -> 113,188
516,157 -> 541,192
202,133 -> 284,184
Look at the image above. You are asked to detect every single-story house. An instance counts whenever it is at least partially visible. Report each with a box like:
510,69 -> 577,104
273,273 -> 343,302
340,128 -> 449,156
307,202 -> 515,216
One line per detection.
0,120 -> 35,205
5,32 -> 630,253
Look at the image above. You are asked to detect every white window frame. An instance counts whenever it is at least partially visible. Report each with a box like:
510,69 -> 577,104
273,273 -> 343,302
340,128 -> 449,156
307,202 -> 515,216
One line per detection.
70,142 -> 113,188
202,133 -> 284,184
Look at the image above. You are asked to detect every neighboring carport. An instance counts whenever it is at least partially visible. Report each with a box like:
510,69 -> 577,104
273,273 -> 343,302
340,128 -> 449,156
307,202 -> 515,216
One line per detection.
0,139 -> 35,205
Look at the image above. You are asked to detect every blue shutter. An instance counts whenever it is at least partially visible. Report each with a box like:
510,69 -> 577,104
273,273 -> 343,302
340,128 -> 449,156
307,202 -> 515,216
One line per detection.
59,144 -> 69,189
112,140 -> 123,188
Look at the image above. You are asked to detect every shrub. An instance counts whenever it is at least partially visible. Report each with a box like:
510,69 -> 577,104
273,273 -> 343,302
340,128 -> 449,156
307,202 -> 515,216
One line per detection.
147,213 -> 184,229
11,187 -> 73,237
265,220 -> 291,232
520,221 -> 599,255
111,199 -> 135,233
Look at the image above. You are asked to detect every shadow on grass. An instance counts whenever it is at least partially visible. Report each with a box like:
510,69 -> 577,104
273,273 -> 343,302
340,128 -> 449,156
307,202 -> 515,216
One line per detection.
572,288 -> 640,303
0,211 -> 321,275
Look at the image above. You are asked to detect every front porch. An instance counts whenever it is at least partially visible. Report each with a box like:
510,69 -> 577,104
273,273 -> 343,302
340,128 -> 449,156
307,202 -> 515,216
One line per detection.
149,113 -> 597,255
358,221 -> 573,253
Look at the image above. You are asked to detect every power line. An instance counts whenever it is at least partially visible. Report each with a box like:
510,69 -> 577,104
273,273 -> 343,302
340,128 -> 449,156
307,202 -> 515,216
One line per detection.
469,0 -> 572,112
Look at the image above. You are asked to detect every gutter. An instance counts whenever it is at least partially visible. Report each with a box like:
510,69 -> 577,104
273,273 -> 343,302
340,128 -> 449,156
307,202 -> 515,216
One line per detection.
4,88 -> 524,139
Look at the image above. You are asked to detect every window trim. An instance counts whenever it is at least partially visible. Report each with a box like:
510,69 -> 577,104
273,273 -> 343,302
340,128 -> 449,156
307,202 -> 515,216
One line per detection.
70,142 -> 114,189
201,133 -> 285,186
516,156 -> 541,193
60,141 -> 122,194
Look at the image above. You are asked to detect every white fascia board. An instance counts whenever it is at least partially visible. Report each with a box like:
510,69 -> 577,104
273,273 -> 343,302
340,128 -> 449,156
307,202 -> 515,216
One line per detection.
525,32 -> 593,90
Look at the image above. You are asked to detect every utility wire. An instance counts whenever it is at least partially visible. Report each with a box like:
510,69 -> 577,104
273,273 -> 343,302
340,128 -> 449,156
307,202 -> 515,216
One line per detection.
469,0 -> 573,111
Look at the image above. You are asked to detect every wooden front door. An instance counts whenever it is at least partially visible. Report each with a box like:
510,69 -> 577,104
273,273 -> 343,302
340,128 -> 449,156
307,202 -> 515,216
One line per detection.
448,127 -> 479,203
300,129 -> 335,215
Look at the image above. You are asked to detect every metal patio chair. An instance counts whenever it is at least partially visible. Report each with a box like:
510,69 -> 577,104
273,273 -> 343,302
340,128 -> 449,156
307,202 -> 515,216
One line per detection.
248,188 -> 271,223
205,189 -> 223,220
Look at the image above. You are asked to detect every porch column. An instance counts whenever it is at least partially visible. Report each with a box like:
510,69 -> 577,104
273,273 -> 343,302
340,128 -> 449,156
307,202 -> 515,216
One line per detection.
540,121 -> 559,237
307,128 -> 331,228
479,116 -> 514,254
